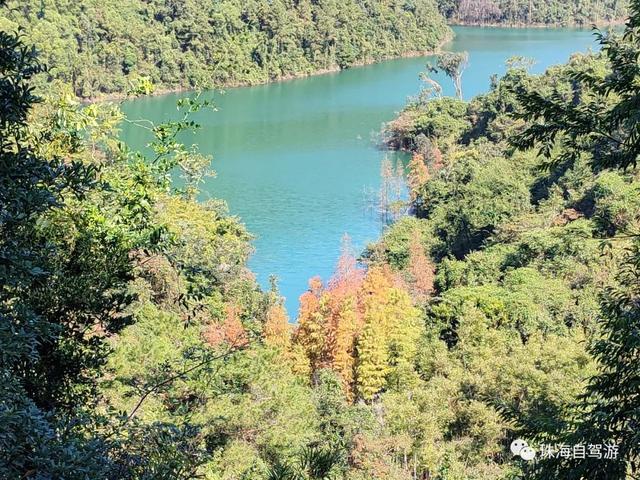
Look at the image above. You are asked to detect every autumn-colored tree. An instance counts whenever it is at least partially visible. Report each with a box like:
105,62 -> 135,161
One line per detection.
361,265 -> 395,300
430,143 -> 444,172
330,299 -> 360,395
328,234 -> 364,294
203,304 -> 248,348
325,235 -> 365,393
356,267 -> 394,401
293,237 -> 366,391
356,266 -> 423,400
264,302 -> 291,350
295,262 -> 423,401
415,135 -> 445,173
357,302 -> 391,401
384,288 -> 423,391
407,153 -> 430,202
293,276 -> 327,371
407,232 -> 435,299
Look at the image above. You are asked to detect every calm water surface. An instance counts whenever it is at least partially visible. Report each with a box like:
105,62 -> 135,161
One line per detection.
120,27 -> 600,317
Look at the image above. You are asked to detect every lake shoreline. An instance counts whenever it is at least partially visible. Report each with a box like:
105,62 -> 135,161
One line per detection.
86,37 -> 454,104
446,19 -> 626,29
85,19 -> 624,104
86,19 -> 625,105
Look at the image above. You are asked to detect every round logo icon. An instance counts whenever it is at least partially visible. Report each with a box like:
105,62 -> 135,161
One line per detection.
511,439 -> 528,456
510,439 -> 536,461
520,446 -> 536,461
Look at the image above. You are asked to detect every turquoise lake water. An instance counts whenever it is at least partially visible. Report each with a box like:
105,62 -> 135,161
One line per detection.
120,26 -> 601,317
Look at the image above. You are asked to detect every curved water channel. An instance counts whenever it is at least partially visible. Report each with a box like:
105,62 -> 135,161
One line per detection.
120,26 -> 600,316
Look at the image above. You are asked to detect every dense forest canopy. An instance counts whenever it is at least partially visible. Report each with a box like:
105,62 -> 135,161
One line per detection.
0,0 -> 449,99
381,4 -> 640,475
437,0 -> 628,25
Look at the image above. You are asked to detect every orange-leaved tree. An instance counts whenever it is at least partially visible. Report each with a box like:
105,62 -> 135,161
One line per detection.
293,251 -> 424,401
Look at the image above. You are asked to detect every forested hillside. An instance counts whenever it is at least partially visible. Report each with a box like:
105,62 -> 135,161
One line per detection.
0,0 -> 449,99
437,0 -> 627,25
380,11 -> 640,476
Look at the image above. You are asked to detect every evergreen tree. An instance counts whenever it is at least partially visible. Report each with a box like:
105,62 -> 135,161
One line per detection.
0,0 -> 451,99
0,17 -> 125,477
513,1 -> 640,171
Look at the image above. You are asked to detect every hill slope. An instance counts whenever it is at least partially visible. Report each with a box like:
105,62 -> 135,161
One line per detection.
0,0 -> 450,99
437,0 -> 627,25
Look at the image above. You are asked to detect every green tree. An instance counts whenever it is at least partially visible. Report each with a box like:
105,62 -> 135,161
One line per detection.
431,51 -> 469,99
0,11 -> 265,477
1,0 -> 451,99
513,6 -> 640,171
438,0 -> 628,26
0,22 -> 123,479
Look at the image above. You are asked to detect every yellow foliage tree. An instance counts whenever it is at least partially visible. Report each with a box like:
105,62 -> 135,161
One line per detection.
294,263 -> 424,401
357,300 -> 391,401
264,302 -> 291,350
407,230 -> 435,300
293,277 -> 327,371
